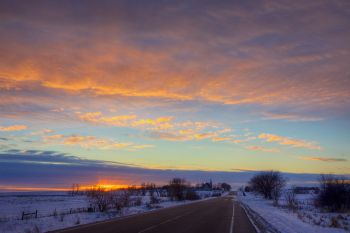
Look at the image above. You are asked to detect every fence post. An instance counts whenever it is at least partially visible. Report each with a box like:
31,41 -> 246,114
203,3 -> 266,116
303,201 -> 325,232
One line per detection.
35,210 -> 38,218
21,211 -> 24,220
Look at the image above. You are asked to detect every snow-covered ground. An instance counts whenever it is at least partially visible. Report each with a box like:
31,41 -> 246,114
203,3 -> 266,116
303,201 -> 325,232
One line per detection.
238,191 -> 350,233
0,191 -> 215,233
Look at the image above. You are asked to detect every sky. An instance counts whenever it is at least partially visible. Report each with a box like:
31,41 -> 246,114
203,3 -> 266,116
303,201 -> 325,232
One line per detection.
0,0 -> 349,190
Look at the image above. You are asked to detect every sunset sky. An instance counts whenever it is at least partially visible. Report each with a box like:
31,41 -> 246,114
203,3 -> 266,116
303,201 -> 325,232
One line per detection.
0,0 -> 349,190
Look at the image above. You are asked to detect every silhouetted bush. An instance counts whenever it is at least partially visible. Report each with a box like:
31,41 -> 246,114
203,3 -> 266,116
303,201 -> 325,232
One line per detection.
316,175 -> 350,212
285,187 -> 298,211
185,190 -> 200,200
244,186 -> 252,192
24,225 -> 40,233
150,194 -> 161,204
134,197 -> 142,206
111,190 -> 131,211
86,187 -> 112,212
249,171 -> 286,203
69,183 -> 81,196
168,178 -> 188,201
220,183 -> 232,191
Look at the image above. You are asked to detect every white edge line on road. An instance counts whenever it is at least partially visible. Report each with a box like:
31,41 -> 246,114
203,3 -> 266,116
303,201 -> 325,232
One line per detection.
229,198 -> 235,233
240,203 -> 261,233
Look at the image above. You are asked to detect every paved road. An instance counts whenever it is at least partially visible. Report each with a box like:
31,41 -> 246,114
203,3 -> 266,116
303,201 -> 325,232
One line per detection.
54,196 -> 256,233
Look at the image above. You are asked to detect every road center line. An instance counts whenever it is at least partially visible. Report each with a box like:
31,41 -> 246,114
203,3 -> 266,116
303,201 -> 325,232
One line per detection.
138,211 -> 194,233
229,198 -> 235,233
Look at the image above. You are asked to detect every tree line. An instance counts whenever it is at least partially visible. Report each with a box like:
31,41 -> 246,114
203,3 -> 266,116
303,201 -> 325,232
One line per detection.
245,170 -> 350,212
69,178 -> 232,212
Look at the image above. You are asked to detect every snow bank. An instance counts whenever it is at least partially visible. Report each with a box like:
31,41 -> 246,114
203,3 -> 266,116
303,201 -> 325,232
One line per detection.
238,192 -> 349,233
0,191 -> 217,233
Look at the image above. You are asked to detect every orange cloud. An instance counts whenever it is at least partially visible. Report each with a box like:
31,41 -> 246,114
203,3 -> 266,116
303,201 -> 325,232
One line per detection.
246,145 -> 280,153
194,132 -> 218,140
78,112 -> 137,127
147,132 -> 190,141
63,135 -> 97,145
30,129 -> 54,136
258,133 -> 322,150
44,133 -> 153,151
0,0 -> 349,118
132,117 -> 174,130
45,134 -> 65,140
78,112 -> 175,130
299,156 -> 347,162
0,124 -> 27,132
77,112 -> 231,142
212,137 -> 231,142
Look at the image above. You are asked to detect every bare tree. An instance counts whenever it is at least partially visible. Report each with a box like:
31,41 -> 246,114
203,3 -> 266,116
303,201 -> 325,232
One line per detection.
69,184 -> 81,196
249,171 -> 286,202
140,183 -> 147,196
146,183 -> 156,197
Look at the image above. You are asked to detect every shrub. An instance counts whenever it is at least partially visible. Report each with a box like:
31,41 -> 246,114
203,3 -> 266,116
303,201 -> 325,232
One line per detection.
168,178 -> 188,201
150,195 -> 161,204
52,209 -> 58,218
59,212 -> 65,222
86,187 -> 112,212
24,225 -> 40,233
249,171 -> 286,203
69,184 -> 81,196
75,216 -> 80,225
220,183 -> 231,191
285,187 -> 298,211
316,175 -> 350,212
185,190 -> 200,200
244,186 -> 252,192
111,191 -> 131,211
134,197 -> 142,206
330,217 -> 341,228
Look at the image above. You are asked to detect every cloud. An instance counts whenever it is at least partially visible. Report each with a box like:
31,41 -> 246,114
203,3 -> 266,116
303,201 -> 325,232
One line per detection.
0,150 -> 249,189
132,117 -> 174,130
44,134 -> 154,151
212,137 -> 231,142
30,129 -> 54,136
146,129 -> 228,142
78,112 -> 174,130
262,112 -> 323,122
0,0 -> 349,118
78,112 -> 137,127
258,133 -> 322,150
299,156 -> 347,162
0,124 -> 27,132
193,132 -> 218,140
45,134 -> 65,140
1,150 -> 343,190
246,145 -> 280,153
78,112 -> 231,142
146,131 -> 191,141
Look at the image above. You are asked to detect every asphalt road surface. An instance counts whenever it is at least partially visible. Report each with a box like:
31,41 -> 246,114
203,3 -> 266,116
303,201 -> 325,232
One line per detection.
54,196 -> 256,233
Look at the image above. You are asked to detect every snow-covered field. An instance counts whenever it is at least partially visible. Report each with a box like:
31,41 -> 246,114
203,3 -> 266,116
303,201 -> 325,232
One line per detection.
0,191 -> 215,233
238,191 -> 350,233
